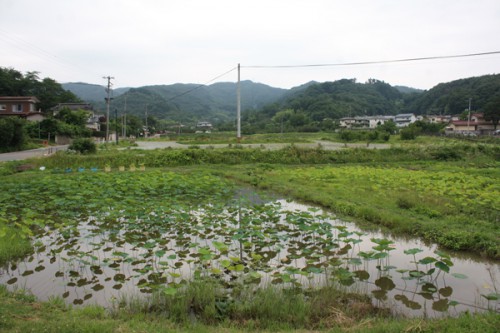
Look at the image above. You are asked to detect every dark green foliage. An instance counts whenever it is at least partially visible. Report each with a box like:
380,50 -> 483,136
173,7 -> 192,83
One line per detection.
430,146 -> 462,161
400,127 -> 420,140
397,196 -> 416,210
34,117 -> 92,139
406,74 -> 500,115
54,108 -> 89,127
69,138 -> 97,154
409,120 -> 446,134
239,79 -> 411,133
64,74 -> 500,137
482,93 -> 500,129
0,67 -> 80,111
65,81 -> 287,125
0,117 -> 27,152
237,75 -> 500,133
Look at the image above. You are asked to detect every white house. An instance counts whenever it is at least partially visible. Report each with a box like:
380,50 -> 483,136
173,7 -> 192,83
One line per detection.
339,117 -> 356,128
368,116 -> 394,129
394,113 -> 416,127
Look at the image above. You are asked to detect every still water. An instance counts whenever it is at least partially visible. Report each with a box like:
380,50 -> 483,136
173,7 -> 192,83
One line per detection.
0,199 -> 498,317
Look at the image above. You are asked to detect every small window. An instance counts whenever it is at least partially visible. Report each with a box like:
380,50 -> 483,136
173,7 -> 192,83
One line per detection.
12,104 -> 23,112
0,104 -> 6,111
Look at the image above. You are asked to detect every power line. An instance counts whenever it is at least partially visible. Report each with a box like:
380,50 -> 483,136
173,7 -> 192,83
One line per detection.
164,66 -> 238,103
242,51 -> 500,69
0,28 -> 101,80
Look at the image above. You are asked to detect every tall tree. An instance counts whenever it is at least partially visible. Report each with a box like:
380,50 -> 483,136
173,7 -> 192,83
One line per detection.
0,67 -> 80,111
483,93 -> 500,129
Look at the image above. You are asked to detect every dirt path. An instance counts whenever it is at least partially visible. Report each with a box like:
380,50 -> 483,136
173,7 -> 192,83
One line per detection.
134,140 -> 390,150
0,145 -> 68,162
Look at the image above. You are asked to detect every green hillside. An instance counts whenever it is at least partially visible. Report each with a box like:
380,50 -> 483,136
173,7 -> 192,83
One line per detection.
406,74 -> 500,114
63,81 -> 287,124
61,74 -> 500,130
234,75 -> 500,133
61,82 -> 130,102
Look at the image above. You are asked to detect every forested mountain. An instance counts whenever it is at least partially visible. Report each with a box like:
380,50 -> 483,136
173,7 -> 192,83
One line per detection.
59,74 -> 500,129
405,74 -> 500,115
237,78 -> 420,133
63,81 -> 287,124
62,82 -> 129,102
236,75 -> 500,133
281,78 -> 413,118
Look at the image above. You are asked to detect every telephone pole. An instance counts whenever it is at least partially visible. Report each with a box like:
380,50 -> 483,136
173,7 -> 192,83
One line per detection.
145,105 -> 148,138
122,93 -> 127,138
467,98 -> 472,131
103,76 -> 114,142
236,63 -> 241,142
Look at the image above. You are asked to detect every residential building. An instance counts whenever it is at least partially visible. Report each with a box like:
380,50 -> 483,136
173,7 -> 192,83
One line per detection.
339,117 -> 356,128
340,116 -> 395,129
0,96 -> 43,121
446,113 -> 495,135
426,115 -> 452,124
196,121 -> 212,133
394,113 -> 416,127
367,116 -> 394,129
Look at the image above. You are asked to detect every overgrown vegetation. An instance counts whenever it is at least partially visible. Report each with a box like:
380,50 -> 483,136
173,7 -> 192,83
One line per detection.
0,138 -> 498,331
0,117 -> 28,153
68,137 -> 97,154
226,162 -> 499,257
1,285 -> 498,332
13,140 -> 498,171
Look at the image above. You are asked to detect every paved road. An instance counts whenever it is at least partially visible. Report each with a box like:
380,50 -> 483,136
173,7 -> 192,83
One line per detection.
1,141 -> 390,162
0,145 -> 68,162
133,140 -> 390,150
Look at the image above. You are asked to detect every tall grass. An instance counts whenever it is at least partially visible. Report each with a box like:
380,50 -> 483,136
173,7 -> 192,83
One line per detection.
11,142 -> 499,172
1,282 -> 498,332
93,278 -> 385,330
0,226 -> 32,265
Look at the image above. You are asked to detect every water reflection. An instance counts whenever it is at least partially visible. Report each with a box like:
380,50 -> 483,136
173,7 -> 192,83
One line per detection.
0,199 -> 498,317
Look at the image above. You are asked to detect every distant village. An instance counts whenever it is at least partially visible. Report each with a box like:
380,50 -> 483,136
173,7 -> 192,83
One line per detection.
0,96 -> 498,142
339,112 -> 497,135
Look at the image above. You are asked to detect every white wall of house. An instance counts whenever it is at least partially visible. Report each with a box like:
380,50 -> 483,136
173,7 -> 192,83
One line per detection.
394,114 -> 416,127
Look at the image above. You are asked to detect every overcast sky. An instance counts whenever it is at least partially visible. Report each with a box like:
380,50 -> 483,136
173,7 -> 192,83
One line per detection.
1,0 -> 500,90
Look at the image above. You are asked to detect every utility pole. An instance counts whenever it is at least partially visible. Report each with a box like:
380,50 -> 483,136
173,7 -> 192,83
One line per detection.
236,63 -> 241,142
122,93 -> 127,138
115,108 -> 119,144
145,105 -> 148,138
103,76 -> 114,142
467,98 -> 472,132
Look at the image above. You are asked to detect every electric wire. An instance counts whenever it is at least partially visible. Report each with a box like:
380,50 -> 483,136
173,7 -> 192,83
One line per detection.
164,66 -> 238,103
164,51 -> 500,103
0,28 -> 103,83
242,51 -> 500,69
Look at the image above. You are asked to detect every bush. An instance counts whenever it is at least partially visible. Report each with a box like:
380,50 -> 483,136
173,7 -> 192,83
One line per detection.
69,138 -> 97,154
0,117 -> 27,152
400,127 -> 419,140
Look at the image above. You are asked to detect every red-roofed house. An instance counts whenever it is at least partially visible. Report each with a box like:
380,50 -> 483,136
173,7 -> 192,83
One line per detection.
446,113 -> 495,135
0,96 -> 44,121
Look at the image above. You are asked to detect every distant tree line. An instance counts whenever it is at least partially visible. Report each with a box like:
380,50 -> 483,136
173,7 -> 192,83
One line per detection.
0,67 -> 85,152
219,75 -> 500,134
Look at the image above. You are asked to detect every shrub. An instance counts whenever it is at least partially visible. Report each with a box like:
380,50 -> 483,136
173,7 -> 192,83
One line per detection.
396,196 -> 415,210
400,127 -> 419,140
69,138 -> 97,154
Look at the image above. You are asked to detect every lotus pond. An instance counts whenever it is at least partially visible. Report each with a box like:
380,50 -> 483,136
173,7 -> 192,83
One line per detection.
0,170 -> 498,318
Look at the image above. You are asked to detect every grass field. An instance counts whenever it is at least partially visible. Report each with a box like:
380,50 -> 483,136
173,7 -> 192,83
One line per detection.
0,135 -> 498,332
